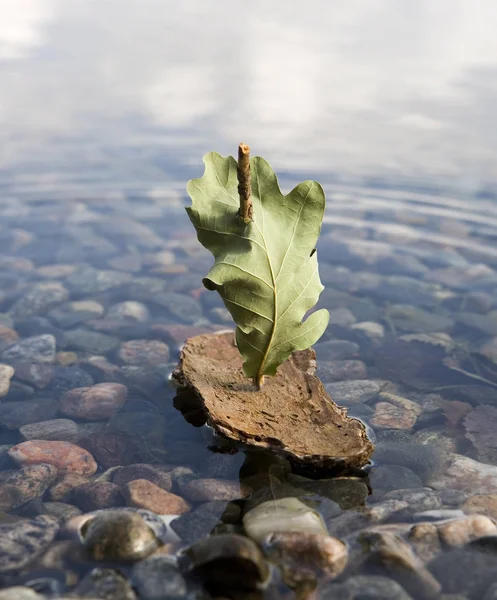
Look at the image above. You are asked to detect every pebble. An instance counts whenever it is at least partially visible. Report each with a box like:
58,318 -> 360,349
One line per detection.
171,500 -> 238,543
11,362 -> 54,388
243,498 -> 327,543
462,494 -> 497,520
47,473 -> 89,501
81,511 -> 159,561
0,334 -> 56,363
0,364 -> 14,397
7,282 -> 69,319
314,339 -> 360,360
438,515 -> 497,547
0,463 -> 57,511
59,382 -> 128,420
359,530 -> 441,599
382,488 -> 442,512
74,567 -> 137,600
408,522 -> 442,563
0,515 -> 59,573
43,500 -> 82,521
0,398 -> 59,429
78,430 -> 131,469
318,360 -> 368,382
0,588 -> 44,600
8,440 -> 98,476
429,453 -> 497,494
107,301 -> 150,322
263,531 -> 348,587
324,379 -> 381,405
66,266 -> 131,294
322,575 -> 415,599
72,481 -> 124,511
185,533 -> 269,594
372,393 -> 422,429
152,292 -> 203,324
370,465 -> 424,494
0,326 -> 19,352
123,479 -> 191,514
112,464 -> 172,492
62,328 -> 119,354
131,556 -> 188,600
180,478 -> 251,502
118,339 -> 170,366
20,419 -> 79,442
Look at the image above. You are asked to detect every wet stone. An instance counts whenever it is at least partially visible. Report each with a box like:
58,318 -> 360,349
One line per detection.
0,515 -> 59,574
73,481 -> 124,512
59,382 -> 128,420
107,301 -> 150,322
180,478 -> 251,502
152,292 -> 203,324
314,339 -> 360,361
0,588 -> 44,600
185,533 -> 269,595
437,515 -> 497,547
7,282 -> 69,320
1,335 -> 56,363
0,364 -> 14,397
43,365 -> 94,396
317,359 -> 368,382
370,465 -> 424,494
324,379 -> 381,405
0,327 -> 19,353
124,479 -> 191,514
387,304 -> 454,333
382,488 -> 442,513
0,463 -> 58,511
462,494 -> 497,520
243,498 -> 327,544
408,522 -> 442,563
263,531 -> 348,588
8,440 -> 98,476
112,464 -> 172,492
2,380 -> 35,401
81,510 -> 159,562
118,339 -> 170,367
20,419 -> 79,442
74,567 -> 137,600
322,575 -> 415,600
47,473 -> 89,501
11,362 -> 54,388
131,556 -> 187,600
61,328 -> 119,354
66,266 -> 131,295
171,501 -> 237,543
43,500 -> 82,521
0,398 -> 59,429
300,477 -> 369,509
78,430 -> 133,470
372,393 -> 422,430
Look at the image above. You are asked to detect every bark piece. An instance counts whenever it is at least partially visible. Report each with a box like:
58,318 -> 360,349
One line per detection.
174,332 -> 373,471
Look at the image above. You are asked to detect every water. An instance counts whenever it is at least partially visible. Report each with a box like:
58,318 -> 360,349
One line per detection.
1,1 -> 497,598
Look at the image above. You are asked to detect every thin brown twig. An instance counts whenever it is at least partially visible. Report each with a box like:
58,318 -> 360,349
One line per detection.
237,142 -> 253,224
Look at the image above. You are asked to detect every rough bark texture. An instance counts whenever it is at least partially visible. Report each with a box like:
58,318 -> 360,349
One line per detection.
174,332 -> 374,471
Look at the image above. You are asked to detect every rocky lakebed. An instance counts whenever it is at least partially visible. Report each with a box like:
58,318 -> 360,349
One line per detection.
0,191 -> 497,599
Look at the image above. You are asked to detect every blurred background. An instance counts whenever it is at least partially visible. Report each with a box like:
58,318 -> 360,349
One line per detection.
1,0 -> 497,200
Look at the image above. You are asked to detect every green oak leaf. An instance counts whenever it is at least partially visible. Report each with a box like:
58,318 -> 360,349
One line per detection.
186,151 -> 330,386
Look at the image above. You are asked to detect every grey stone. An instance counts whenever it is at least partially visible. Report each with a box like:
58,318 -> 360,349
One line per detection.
370,465 -> 424,495
152,292 -> 203,324
324,379 -> 381,405
171,501 -> 231,543
20,419 -> 79,442
1,335 -> 56,363
0,364 -> 14,397
0,515 -> 59,573
322,575 -> 414,599
62,328 -> 119,354
66,266 -> 131,295
131,556 -> 188,599
0,398 -> 58,429
314,339 -> 360,361
74,567 -> 137,599
8,283 -> 69,319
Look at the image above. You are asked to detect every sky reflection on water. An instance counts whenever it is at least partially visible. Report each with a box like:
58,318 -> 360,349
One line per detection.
0,0 -> 496,197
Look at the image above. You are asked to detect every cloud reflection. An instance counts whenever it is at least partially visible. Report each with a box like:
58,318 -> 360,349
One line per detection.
0,0 -> 496,193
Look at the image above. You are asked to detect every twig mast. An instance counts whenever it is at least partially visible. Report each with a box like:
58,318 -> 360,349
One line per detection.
237,143 -> 253,224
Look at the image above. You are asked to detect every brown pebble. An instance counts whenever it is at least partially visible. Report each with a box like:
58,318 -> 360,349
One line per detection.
118,339 -> 170,367
78,430 -> 133,469
48,474 -> 90,501
113,464 -> 172,492
438,514 -> 497,547
180,478 -> 251,502
462,494 -> 497,520
123,479 -> 190,514
72,481 -> 124,511
59,383 -> 128,420
8,440 -> 98,476
0,463 -> 58,511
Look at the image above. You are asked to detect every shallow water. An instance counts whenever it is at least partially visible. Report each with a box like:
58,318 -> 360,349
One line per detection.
1,1 -> 497,599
